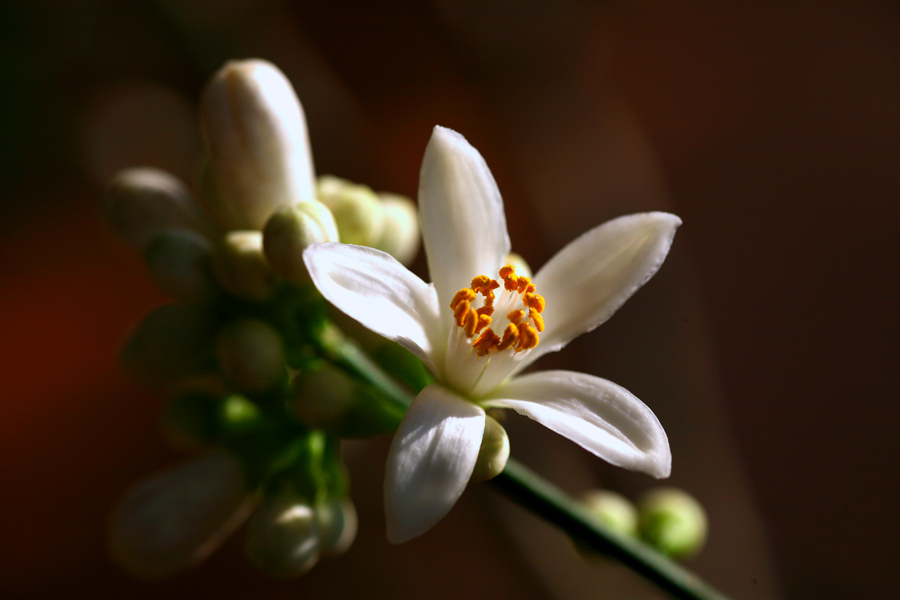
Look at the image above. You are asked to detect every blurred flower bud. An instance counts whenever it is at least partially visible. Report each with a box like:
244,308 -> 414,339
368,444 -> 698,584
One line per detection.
504,252 -> 532,278
263,200 -> 338,285
316,498 -> 357,557
121,303 -> 218,384
315,174 -> 349,200
108,450 -> 253,579
244,492 -> 321,578
144,229 -> 217,301
102,167 -> 215,252
293,365 -> 357,431
637,488 -> 708,559
216,318 -> 286,395
470,415 -> 510,483
374,192 -> 420,265
320,181 -> 384,246
581,490 -> 639,537
200,59 -> 316,230
370,342 -> 434,393
163,390 -> 222,450
212,230 -> 278,301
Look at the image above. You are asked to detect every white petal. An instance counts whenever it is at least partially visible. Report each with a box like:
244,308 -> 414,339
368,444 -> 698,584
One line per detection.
484,371 -> 671,478
419,126 -> 511,308
384,384 -> 486,543
529,212 -> 681,363
303,243 -> 442,371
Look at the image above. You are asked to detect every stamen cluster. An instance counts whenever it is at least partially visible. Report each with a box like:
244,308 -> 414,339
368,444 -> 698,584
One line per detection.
449,264 -> 546,357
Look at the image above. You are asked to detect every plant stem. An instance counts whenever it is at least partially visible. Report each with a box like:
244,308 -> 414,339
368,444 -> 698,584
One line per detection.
314,325 -> 731,600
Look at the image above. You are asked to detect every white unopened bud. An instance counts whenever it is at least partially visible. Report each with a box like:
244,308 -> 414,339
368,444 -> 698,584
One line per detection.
103,167 -> 214,252
375,192 -> 420,265
504,252 -> 532,278
293,366 -> 357,431
316,174 -> 350,200
581,490 -> 639,537
316,498 -> 357,557
263,201 -> 338,285
215,318 -> 285,395
638,488 -> 708,559
244,493 -> 321,578
144,229 -> 217,301
212,230 -> 278,301
108,450 -> 253,579
470,415 -> 510,483
319,182 -> 384,246
200,59 -> 316,230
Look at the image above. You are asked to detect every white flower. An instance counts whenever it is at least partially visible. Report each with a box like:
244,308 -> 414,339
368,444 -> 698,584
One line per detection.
303,126 -> 680,543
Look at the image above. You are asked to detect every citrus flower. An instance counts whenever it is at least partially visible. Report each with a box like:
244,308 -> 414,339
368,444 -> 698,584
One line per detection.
303,126 -> 680,543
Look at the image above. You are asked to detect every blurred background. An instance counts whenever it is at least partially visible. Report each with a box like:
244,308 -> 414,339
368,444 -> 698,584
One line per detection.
1,1 -> 897,598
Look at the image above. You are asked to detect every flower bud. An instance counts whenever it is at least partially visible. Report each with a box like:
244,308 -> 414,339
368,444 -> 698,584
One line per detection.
108,450 -> 253,579
504,252 -> 532,278
263,200 -> 338,285
244,493 -> 321,578
374,192 -> 420,265
212,230 -> 278,301
316,174 -> 350,200
200,59 -> 316,231
581,490 -> 639,537
103,167 -> 214,252
316,498 -> 357,557
637,488 -> 708,559
470,415 -> 510,483
216,318 -> 286,395
293,366 -> 358,431
121,303 -> 218,384
144,229 -> 217,301
320,182 -> 384,246
162,390 -> 222,450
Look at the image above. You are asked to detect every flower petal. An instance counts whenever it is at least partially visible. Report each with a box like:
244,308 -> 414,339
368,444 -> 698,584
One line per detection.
529,212 -> 681,363
304,243 -> 442,371
419,126 -> 511,309
484,371 -> 670,478
384,384 -> 486,543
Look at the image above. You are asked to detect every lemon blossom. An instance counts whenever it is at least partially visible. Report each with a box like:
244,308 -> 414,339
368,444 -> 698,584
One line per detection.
303,126 -> 680,543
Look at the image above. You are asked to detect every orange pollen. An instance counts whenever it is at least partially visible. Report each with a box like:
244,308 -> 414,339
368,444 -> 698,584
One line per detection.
524,293 -> 545,313
473,329 -> 500,356
476,305 -> 494,318
516,324 -> 539,351
498,324 -> 519,351
507,309 -> 525,325
475,313 -> 492,334
462,308 -> 478,337
530,310 -> 545,332
450,288 -> 476,311
499,264 -> 518,291
516,276 -> 531,294
453,300 -> 470,326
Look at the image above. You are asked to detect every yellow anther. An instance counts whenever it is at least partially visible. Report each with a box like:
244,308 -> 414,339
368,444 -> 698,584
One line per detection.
476,305 -> 495,318
454,300 -> 470,327
498,324 -> 519,351
524,292 -> 545,313
463,308 -> 478,337
516,276 -> 531,294
475,313 -> 492,334
516,324 -> 539,351
507,309 -> 525,325
499,264 -> 518,291
499,264 -> 516,279
450,288 -> 476,311
473,329 -> 500,356
530,310 -> 544,333
471,275 -> 499,295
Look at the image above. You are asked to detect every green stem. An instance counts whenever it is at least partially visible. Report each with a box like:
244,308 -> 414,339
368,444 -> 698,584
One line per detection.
313,325 -> 730,600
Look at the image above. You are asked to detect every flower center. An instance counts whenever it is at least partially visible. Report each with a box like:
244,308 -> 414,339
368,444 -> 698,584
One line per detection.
449,264 -> 545,357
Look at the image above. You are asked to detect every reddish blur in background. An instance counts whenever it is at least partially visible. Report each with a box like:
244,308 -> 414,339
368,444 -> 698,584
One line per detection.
1,1 -> 897,599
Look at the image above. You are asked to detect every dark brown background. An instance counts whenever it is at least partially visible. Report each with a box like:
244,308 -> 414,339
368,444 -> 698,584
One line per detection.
1,1 -> 897,599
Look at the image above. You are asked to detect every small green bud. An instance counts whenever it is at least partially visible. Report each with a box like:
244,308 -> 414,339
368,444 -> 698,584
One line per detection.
470,415 -> 510,483
103,167 -> 214,252
108,450 -> 253,579
200,59 -> 316,230
121,303 -> 218,384
581,490 -> 639,537
324,183 -> 384,246
216,318 -> 286,395
262,201 -> 339,285
212,230 -> 279,301
244,493 -> 321,578
316,498 -> 357,557
504,252 -> 532,278
292,366 -> 357,431
374,192 -> 420,265
316,174 -> 350,200
637,488 -> 708,559
144,229 -> 217,301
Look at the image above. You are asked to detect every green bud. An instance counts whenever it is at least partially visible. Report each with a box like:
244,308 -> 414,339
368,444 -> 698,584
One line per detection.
470,415 -> 510,483
216,318 -> 286,395
292,366 -> 357,431
638,488 -> 708,559
316,174 -> 350,200
316,498 -> 357,557
370,342 -> 434,393
200,59 -> 316,230
262,201 -> 339,285
581,490 -> 639,537
244,493 -> 320,578
324,183 -> 384,246
374,192 -> 420,265
121,303 -> 218,384
102,167 -> 214,252
144,229 -> 217,301
108,450 -> 253,579
504,252 -> 532,278
212,230 -> 279,301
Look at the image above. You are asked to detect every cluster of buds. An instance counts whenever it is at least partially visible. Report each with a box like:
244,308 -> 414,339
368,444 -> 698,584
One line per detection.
103,59 -> 425,579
